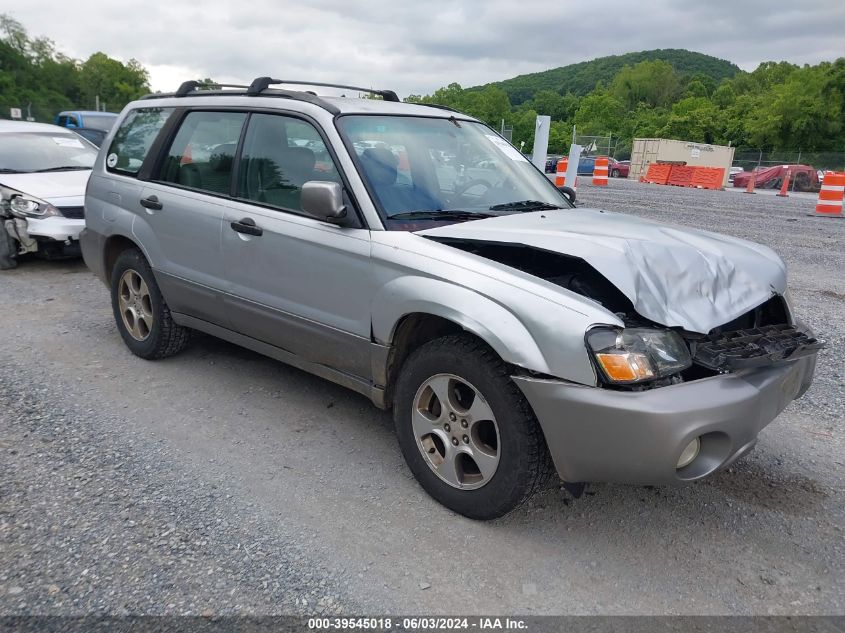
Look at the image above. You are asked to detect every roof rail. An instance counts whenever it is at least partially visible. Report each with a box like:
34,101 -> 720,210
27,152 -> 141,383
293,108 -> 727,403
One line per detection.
247,77 -> 400,102
174,80 -> 249,96
421,103 -> 464,114
140,82 -> 342,114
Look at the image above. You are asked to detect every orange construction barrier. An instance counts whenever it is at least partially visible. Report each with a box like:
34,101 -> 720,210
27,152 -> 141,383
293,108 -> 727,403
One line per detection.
554,157 -> 568,187
690,167 -> 725,190
667,165 -> 696,187
592,156 -> 609,186
812,172 -> 845,217
641,163 -> 672,185
776,170 -> 791,197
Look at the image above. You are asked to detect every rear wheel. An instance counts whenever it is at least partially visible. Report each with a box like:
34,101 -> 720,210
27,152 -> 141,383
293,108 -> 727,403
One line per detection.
110,249 -> 191,359
611,169 -> 620,178
393,334 -> 552,520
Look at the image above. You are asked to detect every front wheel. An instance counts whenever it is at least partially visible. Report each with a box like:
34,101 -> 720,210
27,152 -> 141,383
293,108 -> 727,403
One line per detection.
393,334 -> 552,520
110,248 -> 191,359
611,169 -> 621,178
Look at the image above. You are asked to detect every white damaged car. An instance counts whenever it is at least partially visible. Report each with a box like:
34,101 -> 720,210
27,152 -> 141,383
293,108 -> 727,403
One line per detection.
0,120 -> 97,269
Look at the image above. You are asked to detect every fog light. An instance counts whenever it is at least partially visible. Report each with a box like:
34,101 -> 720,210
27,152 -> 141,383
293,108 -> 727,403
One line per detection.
677,437 -> 701,469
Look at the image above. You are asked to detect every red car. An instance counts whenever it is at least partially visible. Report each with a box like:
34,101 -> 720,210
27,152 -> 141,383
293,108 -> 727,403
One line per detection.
609,159 -> 630,178
733,164 -> 820,191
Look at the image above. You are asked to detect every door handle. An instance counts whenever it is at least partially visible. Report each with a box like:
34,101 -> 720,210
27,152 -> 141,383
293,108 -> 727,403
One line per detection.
140,195 -> 163,210
230,217 -> 263,237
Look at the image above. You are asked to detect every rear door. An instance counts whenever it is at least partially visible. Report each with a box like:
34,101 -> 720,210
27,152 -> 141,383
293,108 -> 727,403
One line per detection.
127,109 -> 246,326
220,112 -> 374,379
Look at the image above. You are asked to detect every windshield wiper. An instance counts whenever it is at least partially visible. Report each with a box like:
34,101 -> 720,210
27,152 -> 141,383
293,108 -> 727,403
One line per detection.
33,166 -> 92,173
489,200 -> 565,211
0,168 -> 24,173
388,209 -> 496,221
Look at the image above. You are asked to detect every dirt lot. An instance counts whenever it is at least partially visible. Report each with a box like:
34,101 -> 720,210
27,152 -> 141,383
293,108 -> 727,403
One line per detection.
0,179 -> 842,615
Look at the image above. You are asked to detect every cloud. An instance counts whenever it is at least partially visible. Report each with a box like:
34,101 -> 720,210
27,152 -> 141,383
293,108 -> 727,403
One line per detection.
5,0 -> 845,98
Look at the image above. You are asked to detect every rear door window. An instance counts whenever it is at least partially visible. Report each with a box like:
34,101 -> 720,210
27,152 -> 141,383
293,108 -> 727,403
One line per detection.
106,107 -> 174,176
158,111 -> 247,195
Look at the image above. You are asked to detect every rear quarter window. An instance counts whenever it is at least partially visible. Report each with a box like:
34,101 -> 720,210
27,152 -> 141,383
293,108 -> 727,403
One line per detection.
106,107 -> 174,176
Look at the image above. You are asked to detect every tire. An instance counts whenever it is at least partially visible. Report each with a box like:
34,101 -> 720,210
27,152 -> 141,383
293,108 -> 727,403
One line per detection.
110,248 -> 191,359
611,169 -> 620,178
393,334 -> 552,520
0,223 -> 18,270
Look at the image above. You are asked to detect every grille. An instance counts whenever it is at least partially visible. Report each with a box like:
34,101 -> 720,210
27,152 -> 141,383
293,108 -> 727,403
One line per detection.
693,325 -> 823,371
58,206 -> 85,219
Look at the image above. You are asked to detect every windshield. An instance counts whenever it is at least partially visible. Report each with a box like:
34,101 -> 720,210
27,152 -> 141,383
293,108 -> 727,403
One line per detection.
337,115 -> 573,228
0,132 -> 97,173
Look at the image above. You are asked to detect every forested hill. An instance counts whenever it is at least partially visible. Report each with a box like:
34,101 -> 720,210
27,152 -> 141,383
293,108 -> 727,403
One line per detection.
473,49 -> 741,104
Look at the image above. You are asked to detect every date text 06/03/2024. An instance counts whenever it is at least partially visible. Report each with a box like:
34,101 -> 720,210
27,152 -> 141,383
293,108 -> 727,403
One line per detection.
307,617 -> 529,630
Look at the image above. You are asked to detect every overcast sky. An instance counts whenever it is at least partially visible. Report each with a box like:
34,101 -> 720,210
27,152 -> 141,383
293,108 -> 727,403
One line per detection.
6,0 -> 845,98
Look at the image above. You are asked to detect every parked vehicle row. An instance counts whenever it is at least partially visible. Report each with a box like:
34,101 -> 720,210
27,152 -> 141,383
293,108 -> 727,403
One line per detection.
544,155 -> 630,177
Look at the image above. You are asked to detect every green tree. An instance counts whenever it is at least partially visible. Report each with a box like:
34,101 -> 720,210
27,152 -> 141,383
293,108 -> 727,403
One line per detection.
611,60 -> 681,109
0,14 -> 151,120
659,97 -> 722,143
79,52 -> 150,111
574,91 -> 626,136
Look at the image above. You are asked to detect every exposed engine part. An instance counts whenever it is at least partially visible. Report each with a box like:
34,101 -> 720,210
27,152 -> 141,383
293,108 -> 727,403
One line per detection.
692,324 -> 823,371
4,218 -> 38,254
428,239 -> 635,315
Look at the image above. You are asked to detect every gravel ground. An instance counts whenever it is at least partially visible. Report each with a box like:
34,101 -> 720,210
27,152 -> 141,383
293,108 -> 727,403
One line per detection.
0,364 -> 356,616
0,179 -> 842,616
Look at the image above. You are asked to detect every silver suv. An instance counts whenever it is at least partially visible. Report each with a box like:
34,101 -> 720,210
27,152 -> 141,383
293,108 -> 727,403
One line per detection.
81,78 -> 821,519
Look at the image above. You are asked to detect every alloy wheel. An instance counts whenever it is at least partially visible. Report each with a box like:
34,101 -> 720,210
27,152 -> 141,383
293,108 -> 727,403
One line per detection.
117,269 -> 153,341
412,373 -> 500,490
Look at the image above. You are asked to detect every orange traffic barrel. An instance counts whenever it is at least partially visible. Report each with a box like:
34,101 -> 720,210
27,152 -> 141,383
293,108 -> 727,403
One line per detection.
592,157 -> 609,186
812,172 -> 845,217
554,157 -> 568,187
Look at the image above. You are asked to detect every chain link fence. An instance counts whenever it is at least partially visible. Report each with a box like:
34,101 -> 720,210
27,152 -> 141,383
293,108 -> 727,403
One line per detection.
732,150 -> 845,174
0,101 -> 50,123
574,134 -> 619,158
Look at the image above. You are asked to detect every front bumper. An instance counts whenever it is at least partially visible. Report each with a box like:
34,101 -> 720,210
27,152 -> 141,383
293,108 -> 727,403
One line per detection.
19,215 -> 84,242
513,354 -> 817,484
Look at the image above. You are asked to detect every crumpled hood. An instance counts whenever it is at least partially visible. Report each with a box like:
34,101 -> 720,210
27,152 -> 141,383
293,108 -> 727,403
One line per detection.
418,208 -> 787,334
0,170 -> 90,205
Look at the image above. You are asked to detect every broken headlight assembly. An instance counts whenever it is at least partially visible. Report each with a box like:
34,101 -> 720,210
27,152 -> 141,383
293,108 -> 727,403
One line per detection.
0,186 -> 60,219
587,327 -> 692,384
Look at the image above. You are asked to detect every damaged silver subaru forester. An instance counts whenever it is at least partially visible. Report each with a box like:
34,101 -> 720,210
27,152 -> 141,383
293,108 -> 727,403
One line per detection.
81,79 -> 822,519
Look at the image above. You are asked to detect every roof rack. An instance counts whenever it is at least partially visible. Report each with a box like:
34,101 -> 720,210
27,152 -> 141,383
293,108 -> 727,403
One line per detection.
246,77 -> 400,102
140,76 -> 402,114
140,83 -> 341,114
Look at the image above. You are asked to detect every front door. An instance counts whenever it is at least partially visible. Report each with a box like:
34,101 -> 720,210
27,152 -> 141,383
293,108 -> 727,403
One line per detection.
220,112 -> 373,380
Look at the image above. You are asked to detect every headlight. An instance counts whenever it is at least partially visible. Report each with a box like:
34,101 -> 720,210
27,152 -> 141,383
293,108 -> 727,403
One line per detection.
587,327 -> 692,384
1,186 -> 60,218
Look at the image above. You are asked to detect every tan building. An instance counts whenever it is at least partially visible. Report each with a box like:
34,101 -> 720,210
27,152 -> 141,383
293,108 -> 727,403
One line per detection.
629,138 -> 736,188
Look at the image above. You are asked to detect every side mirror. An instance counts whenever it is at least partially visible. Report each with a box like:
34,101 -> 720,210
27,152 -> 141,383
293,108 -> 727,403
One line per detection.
300,181 -> 347,222
557,185 -> 576,205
